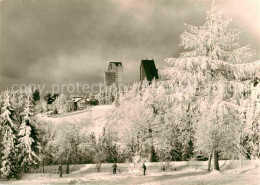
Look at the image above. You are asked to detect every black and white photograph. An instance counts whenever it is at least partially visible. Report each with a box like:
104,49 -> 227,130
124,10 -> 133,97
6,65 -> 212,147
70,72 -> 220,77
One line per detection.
0,0 -> 259,184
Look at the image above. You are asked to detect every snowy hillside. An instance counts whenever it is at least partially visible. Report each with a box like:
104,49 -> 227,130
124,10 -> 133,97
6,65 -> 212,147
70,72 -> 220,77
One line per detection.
36,105 -> 114,137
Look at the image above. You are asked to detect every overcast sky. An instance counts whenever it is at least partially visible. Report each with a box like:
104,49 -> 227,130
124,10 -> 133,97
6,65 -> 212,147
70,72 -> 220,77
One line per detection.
0,0 -> 259,94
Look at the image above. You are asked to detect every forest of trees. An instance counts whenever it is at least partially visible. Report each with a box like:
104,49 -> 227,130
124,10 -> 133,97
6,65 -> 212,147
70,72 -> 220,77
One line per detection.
0,89 -> 41,180
0,6 -> 259,180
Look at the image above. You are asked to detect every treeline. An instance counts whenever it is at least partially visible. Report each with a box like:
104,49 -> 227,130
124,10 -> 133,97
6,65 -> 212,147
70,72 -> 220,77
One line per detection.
39,122 -> 124,174
38,85 -> 120,114
106,80 -> 260,169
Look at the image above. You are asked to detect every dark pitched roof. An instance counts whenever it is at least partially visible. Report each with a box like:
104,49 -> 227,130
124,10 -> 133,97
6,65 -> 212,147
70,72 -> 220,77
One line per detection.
141,59 -> 159,81
109,62 -> 122,66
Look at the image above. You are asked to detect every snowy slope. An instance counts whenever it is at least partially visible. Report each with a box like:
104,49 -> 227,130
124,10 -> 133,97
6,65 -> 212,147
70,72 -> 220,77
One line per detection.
36,105 -> 113,137
82,105 -> 114,136
5,165 -> 260,185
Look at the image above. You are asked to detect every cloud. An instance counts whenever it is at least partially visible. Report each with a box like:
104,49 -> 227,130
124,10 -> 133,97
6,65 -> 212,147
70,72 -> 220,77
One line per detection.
0,0 -> 259,93
112,0 -> 153,20
218,0 -> 260,42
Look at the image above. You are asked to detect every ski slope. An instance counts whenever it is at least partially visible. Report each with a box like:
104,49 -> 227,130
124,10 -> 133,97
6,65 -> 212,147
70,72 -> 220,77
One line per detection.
36,105 -> 114,137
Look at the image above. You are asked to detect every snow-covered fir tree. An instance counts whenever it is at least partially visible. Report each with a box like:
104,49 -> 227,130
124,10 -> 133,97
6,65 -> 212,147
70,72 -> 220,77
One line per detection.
18,88 -> 41,172
162,4 -> 259,171
10,90 -> 27,124
244,97 -> 260,159
0,91 -> 19,180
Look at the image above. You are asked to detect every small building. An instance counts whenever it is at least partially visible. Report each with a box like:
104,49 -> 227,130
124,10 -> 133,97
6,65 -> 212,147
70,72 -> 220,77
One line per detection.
72,97 -> 87,110
140,59 -> 159,82
77,98 -> 87,110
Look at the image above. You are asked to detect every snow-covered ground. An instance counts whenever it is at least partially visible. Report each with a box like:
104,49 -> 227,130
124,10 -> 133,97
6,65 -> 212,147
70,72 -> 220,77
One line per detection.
2,167 -> 259,185
36,105 -> 113,136
86,105 -> 114,136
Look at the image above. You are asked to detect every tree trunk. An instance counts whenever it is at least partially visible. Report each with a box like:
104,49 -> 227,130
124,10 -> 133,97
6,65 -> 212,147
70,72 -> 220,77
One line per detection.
66,162 -> 70,174
42,159 -> 45,173
150,146 -> 157,162
208,151 -> 213,171
213,150 -> 220,171
161,162 -> 166,171
59,165 -> 63,178
96,162 -> 102,172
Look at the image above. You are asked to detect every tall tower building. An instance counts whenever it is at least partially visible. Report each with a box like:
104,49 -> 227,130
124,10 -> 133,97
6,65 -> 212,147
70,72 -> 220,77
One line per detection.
104,62 -> 123,86
140,59 -> 159,82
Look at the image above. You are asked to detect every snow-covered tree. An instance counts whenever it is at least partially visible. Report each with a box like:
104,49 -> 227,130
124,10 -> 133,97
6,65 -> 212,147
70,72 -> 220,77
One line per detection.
36,120 -> 57,173
10,90 -> 27,124
163,4 -> 259,171
244,97 -> 260,159
0,91 -> 19,179
108,81 -> 181,163
90,128 -> 120,171
108,82 -> 154,160
154,103 -> 183,163
18,89 -> 41,172
89,130 -> 114,172
96,84 -> 120,105
48,121 -> 90,173
53,94 -> 68,113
